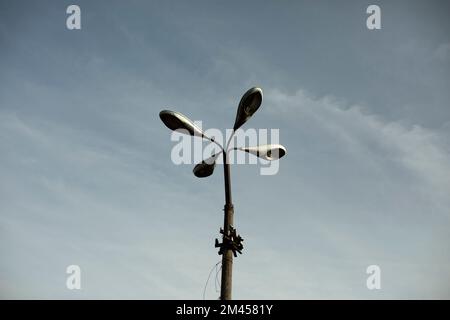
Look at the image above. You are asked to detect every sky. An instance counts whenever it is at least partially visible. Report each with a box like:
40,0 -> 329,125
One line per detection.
0,0 -> 449,299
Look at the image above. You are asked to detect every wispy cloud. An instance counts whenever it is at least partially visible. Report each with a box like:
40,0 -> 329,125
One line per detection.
266,88 -> 450,207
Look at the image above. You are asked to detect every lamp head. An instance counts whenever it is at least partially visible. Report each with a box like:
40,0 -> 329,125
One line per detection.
159,110 -> 205,137
233,87 -> 263,130
239,144 -> 287,161
193,152 -> 221,178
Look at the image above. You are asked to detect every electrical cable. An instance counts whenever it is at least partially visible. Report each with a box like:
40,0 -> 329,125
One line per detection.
202,260 -> 221,300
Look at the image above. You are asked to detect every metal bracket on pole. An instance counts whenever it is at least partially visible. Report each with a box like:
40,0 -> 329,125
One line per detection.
215,226 -> 244,257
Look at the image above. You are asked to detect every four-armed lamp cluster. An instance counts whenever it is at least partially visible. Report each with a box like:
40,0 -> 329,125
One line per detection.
159,87 -> 287,300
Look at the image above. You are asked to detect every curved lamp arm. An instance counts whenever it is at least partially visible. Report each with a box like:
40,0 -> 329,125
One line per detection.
225,129 -> 236,153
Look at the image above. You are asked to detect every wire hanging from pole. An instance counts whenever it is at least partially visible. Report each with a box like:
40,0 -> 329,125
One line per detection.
203,260 -> 221,300
215,264 -> 222,293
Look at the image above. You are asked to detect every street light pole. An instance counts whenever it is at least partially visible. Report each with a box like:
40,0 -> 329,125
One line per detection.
159,87 -> 286,301
221,150 -> 234,300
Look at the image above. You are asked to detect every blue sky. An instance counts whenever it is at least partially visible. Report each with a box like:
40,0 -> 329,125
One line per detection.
0,0 -> 449,299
